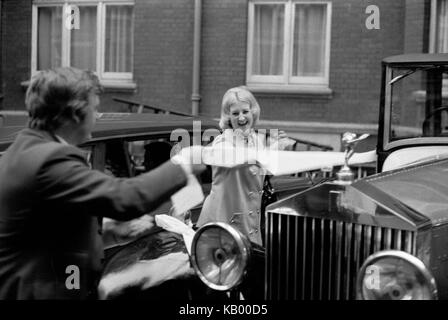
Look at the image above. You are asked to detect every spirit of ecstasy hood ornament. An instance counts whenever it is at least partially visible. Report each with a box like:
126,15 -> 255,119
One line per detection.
335,132 -> 369,185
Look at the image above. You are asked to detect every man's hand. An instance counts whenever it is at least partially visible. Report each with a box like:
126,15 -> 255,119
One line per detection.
172,145 -> 206,176
190,163 -> 207,175
104,215 -> 155,238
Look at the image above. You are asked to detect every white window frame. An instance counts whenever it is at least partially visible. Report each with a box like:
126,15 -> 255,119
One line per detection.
31,0 -> 134,84
429,0 -> 448,91
246,0 -> 332,91
429,0 -> 441,53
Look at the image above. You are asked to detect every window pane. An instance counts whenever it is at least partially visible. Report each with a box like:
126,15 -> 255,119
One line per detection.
70,6 -> 97,71
436,0 -> 448,85
37,6 -> 62,70
105,5 -> 133,73
252,4 -> 284,76
436,0 -> 448,52
292,4 -> 327,77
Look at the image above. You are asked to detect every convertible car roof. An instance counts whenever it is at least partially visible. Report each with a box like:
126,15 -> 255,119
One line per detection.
383,53 -> 448,65
0,112 -> 219,151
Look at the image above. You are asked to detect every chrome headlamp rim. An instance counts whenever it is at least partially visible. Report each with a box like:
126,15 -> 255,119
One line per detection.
191,222 -> 251,291
357,250 -> 438,300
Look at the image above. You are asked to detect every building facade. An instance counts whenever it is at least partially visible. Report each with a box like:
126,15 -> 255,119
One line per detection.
0,0 -> 444,150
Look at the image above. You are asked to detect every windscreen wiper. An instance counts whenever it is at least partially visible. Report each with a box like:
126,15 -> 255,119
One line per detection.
389,66 -> 441,85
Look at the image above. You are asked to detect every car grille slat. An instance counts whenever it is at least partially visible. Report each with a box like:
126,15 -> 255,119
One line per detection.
395,229 -> 402,250
310,218 -> 316,299
385,228 -> 392,250
354,224 -> 363,275
294,216 -> 299,299
364,225 -> 372,261
265,212 -> 416,300
327,219 -> 334,300
345,222 -> 353,300
405,231 -> 414,254
266,211 -> 273,299
335,221 -> 343,300
374,227 -> 382,252
285,214 -> 290,299
319,218 -> 325,300
277,212 -> 280,299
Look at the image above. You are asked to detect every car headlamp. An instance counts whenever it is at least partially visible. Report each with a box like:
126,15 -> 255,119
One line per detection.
357,250 -> 437,300
191,222 -> 251,291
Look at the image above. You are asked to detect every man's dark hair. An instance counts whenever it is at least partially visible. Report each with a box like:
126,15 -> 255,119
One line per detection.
25,67 -> 102,132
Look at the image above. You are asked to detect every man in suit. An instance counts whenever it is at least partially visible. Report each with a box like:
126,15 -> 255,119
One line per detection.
0,67 -> 205,299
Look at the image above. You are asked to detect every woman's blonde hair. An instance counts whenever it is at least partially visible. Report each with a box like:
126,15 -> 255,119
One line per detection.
219,86 -> 261,129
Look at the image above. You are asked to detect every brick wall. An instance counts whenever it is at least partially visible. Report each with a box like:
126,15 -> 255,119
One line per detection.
199,0 -> 406,126
1,0 -> 32,111
0,0 -> 3,108
404,0 -> 431,53
200,0 -> 248,117
131,0 -> 195,115
0,0 -> 429,129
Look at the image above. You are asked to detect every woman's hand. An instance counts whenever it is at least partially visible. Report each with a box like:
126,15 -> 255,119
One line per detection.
277,130 -> 288,140
269,130 -> 294,151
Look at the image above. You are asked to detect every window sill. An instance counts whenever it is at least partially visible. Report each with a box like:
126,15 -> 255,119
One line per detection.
100,80 -> 137,92
246,84 -> 333,99
21,80 -> 137,93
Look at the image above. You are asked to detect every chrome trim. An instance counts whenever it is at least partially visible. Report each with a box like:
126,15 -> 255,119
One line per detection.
345,222 -> 353,300
191,222 -> 250,291
385,228 -> 392,250
406,231 -> 413,253
374,227 -> 382,252
286,215 -> 291,299
319,218 -> 325,300
335,221 -> 343,299
310,218 -> 316,299
267,212 -> 273,299
328,219 -> 334,300
302,217 -> 307,299
384,137 -> 448,152
294,215 -> 299,299
277,214 -> 282,300
395,229 -> 402,250
356,250 -> 438,300
354,224 -> 362,275
365,225 -> 372,261
265,212 -> 418,300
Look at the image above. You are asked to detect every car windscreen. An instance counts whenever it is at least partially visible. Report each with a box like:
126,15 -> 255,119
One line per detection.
366,158 -> 448,220
389,66 -> 448,142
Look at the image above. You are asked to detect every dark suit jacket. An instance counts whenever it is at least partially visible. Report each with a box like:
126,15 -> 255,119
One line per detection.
0,128 -> 187,299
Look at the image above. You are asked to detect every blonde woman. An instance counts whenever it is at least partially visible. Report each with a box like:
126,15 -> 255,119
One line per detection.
197,86 -> 288,245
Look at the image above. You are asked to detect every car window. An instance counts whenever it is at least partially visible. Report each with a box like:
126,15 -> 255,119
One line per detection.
138,139 -> 174,173
105,140 -> 132,177
390,67 -> 448,141
104,137 -> 176,178
103,134 -> 214,203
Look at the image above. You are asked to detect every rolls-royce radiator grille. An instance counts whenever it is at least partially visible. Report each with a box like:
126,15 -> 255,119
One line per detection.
265,213 -> 416,300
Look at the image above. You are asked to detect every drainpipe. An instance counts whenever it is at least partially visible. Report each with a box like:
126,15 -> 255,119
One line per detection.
191,0 -> 202,116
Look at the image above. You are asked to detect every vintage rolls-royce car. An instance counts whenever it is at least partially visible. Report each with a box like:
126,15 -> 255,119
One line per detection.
191,54 -> 448,300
